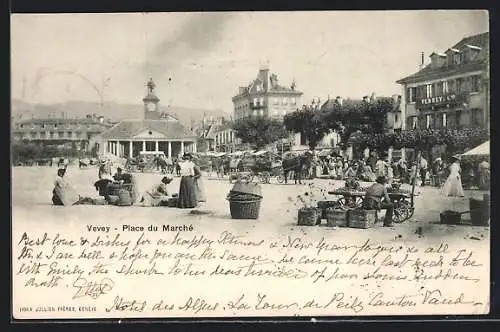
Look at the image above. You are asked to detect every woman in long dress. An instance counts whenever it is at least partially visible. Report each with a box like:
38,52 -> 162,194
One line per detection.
193,161 -> 206,205
177,153 -> 198,208
442,156 -> 465,197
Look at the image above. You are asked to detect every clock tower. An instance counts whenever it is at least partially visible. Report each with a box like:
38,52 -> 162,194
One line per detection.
143,78 -> 160,120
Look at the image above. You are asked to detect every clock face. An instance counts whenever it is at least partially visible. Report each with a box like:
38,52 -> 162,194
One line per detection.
147,102 -> 156,112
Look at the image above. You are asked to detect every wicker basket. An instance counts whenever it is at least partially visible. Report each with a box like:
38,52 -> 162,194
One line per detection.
228,198 -> 262,219
298,207 -> 321,226
326,208 -> 348,227
117,189 -> 133,206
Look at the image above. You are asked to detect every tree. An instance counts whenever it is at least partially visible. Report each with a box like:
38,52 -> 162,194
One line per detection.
321,97 -> 395,149
284,106 -> 330,150
348,127 -> 489,159
232,116 -> 289,150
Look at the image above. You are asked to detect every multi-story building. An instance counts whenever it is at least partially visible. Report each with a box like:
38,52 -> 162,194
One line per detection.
396,31 -> 489,131
232,66 -> 303,120
11,114 -> 112,152
204,120 -> 241,153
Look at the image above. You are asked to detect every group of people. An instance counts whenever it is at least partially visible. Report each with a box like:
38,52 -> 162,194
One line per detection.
51,153 -> 206,209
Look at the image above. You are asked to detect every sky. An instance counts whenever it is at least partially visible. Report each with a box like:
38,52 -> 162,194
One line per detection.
11,10 -> 489,113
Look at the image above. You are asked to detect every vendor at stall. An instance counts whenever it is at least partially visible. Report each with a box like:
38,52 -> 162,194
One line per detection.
362,176 -> 394,227
140,174 -> 176,206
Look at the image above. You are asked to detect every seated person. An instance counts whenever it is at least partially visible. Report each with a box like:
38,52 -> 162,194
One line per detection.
140,175 -> 177,207
113,167 -> 124,182
53,167 -> 97,205
362,176 -> 394,227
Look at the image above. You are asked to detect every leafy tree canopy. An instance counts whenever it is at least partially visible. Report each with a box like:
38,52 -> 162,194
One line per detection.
283,105 -> 330,150
232,116 -> 289,150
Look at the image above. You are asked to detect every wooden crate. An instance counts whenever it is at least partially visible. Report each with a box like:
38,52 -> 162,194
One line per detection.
298,208 -> 321,226
317,201 -> 339,219
325,208 -> 348,227
348,209 -> 377,229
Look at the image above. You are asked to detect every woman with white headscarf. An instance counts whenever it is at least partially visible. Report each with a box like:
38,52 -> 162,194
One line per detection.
141,174 -> 175,207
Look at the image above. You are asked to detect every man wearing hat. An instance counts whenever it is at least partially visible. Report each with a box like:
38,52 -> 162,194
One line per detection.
362,175 -> 394,227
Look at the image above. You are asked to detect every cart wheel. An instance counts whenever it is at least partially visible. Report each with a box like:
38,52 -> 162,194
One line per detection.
277,174 -> 285,184
393,202 -> 411,223
337,197 -> 346,209
353,196 -> 364,208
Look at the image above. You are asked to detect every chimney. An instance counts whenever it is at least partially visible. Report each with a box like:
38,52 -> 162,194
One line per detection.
420,52 -> 425,69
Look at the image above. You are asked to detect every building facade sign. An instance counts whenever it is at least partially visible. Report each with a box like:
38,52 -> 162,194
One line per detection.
418,93 -> 457,107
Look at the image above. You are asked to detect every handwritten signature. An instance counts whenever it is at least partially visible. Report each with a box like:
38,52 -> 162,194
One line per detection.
72,276 -> 114,300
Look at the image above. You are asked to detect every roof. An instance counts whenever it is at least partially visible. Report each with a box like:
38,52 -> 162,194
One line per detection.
233,68 -> 303,100
397,32 -> 489,84
101,119 -> 196,140
17,118 -> 109,125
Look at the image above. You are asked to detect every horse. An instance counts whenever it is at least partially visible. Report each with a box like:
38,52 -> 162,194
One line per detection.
282,154 -> 312,184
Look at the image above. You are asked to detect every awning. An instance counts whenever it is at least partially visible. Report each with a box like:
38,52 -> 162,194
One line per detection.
462,141 -> 489,156
253,150 -> 269,156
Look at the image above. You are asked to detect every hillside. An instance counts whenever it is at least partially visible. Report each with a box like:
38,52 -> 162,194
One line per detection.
11,99 -> 230,127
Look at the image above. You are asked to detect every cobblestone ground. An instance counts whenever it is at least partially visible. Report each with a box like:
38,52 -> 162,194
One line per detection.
12,166 -> 489,249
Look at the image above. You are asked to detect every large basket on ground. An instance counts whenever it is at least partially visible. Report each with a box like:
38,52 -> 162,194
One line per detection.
227,182 -> 263,219
228,197 -> 262,219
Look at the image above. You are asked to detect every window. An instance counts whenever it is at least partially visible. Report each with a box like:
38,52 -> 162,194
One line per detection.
436,82 -> 443,96
453,53 -> 461,65
407,87 -> 417,103
273,98 -> 279,105
443,81 -> 449,94
442,113 -> 447,128
291,98 -> 296,105
456,78 -> 463,93
426,114 -> 431,129
20,124 -> 24,129
448,79 -> 455,93
259,110 -> 264,116
471,109 -> 482,126
253,110 -> 257,116
407,116 -> 417,129
455,111 -> 462,128
54,124 -> 58,128
282,97 -> 287,105
260,97 -> 264,106
426,84 -> 433,98
41,124 -> 45,129
470,75 -> 481,93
